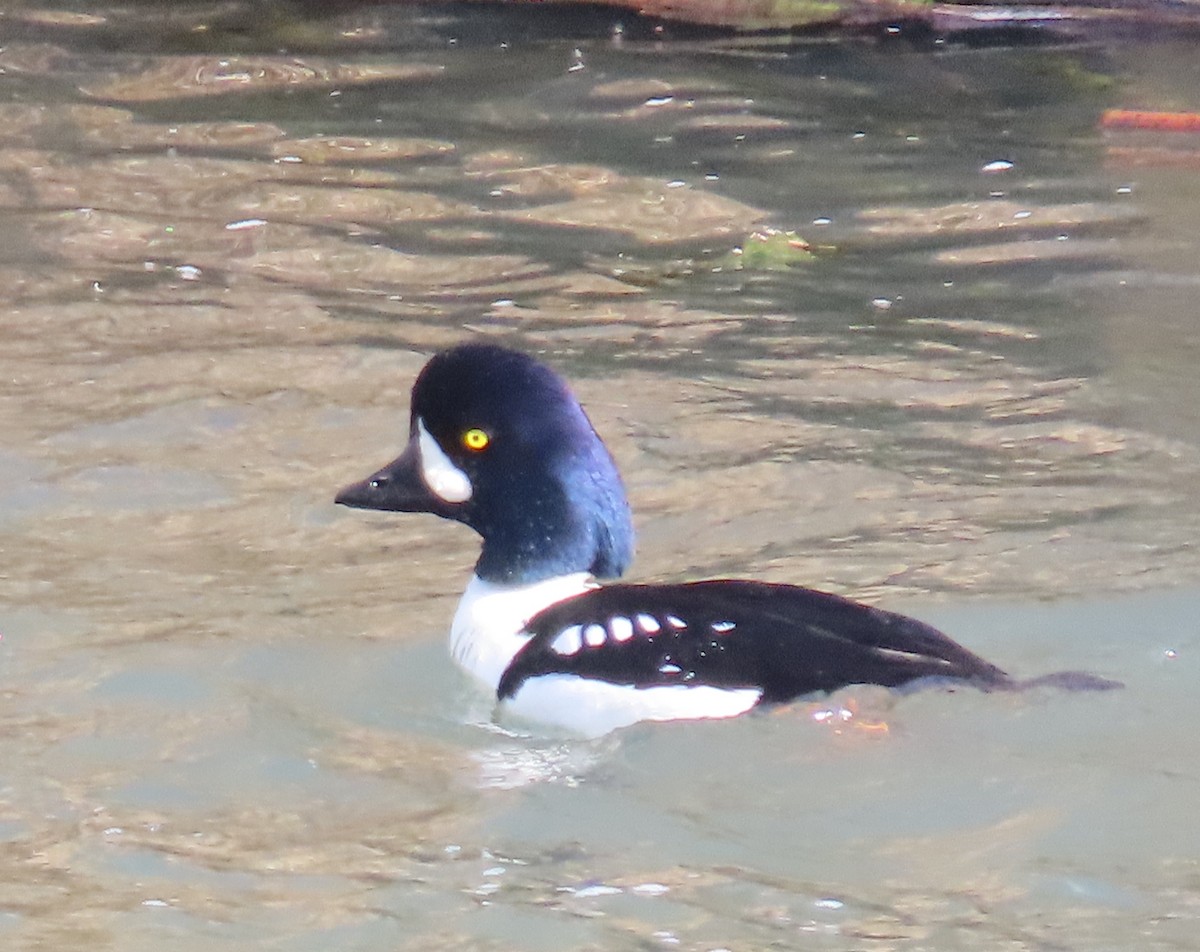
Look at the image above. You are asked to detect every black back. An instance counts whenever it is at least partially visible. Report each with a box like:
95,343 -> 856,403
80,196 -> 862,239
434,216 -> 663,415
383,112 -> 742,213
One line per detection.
498,580 -> 1011,702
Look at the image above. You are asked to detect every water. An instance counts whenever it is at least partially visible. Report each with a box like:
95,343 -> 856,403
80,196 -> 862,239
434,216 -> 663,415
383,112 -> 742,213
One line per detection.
1,3 -> 1199,948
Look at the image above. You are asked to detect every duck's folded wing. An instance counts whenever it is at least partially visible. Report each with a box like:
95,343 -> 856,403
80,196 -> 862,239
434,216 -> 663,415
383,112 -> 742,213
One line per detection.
497,580 -> 1009,703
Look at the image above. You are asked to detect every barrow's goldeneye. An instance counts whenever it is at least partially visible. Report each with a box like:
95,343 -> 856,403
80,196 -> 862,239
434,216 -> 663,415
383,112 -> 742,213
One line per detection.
335,343 -> 1116,735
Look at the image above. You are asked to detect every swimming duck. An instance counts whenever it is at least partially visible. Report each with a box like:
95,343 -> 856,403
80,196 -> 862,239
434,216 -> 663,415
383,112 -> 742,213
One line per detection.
336,343 -> 1110,735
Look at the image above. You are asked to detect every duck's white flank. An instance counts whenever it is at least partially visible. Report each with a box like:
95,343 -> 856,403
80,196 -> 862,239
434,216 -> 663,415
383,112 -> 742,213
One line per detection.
449,572 -> 762,737
504,675 -> 761,738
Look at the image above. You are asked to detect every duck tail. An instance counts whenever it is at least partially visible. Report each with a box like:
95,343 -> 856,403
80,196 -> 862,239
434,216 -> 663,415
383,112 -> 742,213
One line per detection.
1002,670 -> 1124,692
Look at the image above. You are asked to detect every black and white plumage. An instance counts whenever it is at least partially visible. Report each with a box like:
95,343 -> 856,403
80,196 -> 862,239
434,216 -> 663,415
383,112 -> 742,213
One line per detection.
335,343 -> 1113,736
500,581 -> 1007,703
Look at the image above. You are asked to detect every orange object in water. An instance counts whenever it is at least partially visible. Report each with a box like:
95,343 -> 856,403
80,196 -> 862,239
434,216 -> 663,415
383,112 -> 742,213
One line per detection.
1102,109 -> 1200,132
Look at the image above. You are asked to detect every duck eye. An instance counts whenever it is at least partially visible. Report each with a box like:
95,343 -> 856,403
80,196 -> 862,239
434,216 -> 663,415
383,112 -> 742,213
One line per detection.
462,427 -> 490,451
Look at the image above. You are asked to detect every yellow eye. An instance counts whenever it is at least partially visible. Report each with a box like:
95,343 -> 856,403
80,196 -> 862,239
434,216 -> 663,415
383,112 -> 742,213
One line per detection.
462,427 -> 490,451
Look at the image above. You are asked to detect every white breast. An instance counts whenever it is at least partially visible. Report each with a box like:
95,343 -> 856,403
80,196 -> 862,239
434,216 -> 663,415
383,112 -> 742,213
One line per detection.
449,572 -> 595,690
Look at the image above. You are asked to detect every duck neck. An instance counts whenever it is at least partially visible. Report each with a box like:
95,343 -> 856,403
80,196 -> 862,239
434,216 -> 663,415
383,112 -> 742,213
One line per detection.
470,480 -> 634,586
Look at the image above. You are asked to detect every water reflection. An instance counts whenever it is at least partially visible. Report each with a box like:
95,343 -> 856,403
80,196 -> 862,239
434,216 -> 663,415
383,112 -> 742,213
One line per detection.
0,3 -> 1199,949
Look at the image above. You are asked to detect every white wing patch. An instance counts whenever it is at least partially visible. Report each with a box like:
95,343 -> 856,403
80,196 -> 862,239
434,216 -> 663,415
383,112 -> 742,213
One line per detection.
417,417 -> 472,503
609,616 -> 634,642
550,624 -> 583,656
546,612 -> 715,657
547,614 -> 691,657
584,623 -> 607,647
635,613 -> 660,635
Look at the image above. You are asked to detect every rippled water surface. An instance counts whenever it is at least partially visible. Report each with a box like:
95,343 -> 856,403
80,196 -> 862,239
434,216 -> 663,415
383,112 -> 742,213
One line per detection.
2,3 -> 1200,949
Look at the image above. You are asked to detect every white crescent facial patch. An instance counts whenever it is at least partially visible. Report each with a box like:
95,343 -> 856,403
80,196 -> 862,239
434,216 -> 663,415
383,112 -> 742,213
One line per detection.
417,417 -> 472,503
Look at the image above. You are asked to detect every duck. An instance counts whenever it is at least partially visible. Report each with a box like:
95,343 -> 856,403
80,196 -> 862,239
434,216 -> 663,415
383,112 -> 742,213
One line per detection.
335,342 -> 1114,736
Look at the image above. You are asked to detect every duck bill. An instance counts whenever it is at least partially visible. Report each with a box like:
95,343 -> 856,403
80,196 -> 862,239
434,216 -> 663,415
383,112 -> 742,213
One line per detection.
335,434 -> 442,514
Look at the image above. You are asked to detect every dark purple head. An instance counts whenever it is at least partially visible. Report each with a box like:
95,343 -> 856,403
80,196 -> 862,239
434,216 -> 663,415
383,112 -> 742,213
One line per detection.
336,343 -> 635,584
